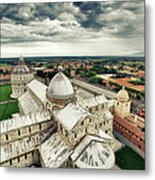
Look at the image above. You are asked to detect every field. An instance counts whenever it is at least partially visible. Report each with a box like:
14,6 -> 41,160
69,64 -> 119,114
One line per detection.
0,63 -> 10,67
0,84 -> 19,121
115,146 -> 145,170
0,84 -> 12,102
0,102 -> 19,121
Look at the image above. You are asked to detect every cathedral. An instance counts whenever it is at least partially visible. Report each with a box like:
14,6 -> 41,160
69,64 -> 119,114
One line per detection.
0,57 -> 124,169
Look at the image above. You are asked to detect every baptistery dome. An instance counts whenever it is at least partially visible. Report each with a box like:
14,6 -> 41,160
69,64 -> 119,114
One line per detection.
13,55 -> 30,74
46,66 -> 76,105
10,55 -> 34,98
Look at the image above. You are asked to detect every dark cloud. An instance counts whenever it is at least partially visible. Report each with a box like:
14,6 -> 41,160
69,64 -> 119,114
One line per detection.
1,1 -> 144,44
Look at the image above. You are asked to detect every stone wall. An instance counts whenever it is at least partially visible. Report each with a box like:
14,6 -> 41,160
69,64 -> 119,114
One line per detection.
1,149 -> 40,167
1,120 -> 52,145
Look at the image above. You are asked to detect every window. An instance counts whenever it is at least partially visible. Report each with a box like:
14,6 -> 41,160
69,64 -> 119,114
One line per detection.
25,154 -> 27,159
74,133 -> 77,138
117,102 -> 119,105
18,130 -> 21,136
6,134 -> 9,141
81,121 -> 84,126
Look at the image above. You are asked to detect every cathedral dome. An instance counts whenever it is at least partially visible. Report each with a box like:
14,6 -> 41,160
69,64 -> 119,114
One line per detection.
47,66 -> 74,97
116,87 -> 129,102
13,55 -> 30,74
46,66 -> 76,105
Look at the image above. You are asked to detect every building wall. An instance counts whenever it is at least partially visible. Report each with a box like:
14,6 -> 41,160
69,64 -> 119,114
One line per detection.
1,149 -> 40,167
1,120 -> 52,145
113,114 -> 144,152
57,102 -> 114,148
11,73 -> 34,98
114,100 -> 131,118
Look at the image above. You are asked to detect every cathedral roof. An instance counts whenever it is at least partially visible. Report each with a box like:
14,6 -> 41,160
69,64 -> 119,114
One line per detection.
71,134 -> 115,169
0,111 -> 51,134
27,79 -> 47,103
47,66 -> 74,98
13,55 -> 30,74
116,87 -> 129,102
77,95 -> 108,109
56,103 -> 90,131
39,132 -> 73,168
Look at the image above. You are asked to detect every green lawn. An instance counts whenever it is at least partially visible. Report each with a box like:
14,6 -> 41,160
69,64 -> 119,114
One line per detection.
115,146 -> 145,170
0,102 -> 19,121
0,84 -> 12,102
0,63 -> 10,67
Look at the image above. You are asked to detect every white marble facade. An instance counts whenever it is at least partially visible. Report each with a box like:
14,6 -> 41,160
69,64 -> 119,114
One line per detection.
10,56 -> 34,98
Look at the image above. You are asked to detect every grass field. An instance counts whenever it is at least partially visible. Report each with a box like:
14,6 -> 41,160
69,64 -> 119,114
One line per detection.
0,102 -> 19,121
0,63 -> 10,67
0,84 -> 12,102
115,146 -> 145,170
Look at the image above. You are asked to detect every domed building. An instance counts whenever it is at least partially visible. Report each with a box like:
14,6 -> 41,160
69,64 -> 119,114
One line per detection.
46,66 -> 76,108
114,87 -> 131,118
116,86 -> 129,102
10,56 -> 34,98
0,64 -> 122,169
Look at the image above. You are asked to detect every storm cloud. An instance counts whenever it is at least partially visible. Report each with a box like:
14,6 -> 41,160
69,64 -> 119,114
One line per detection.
0,1 -> 144,57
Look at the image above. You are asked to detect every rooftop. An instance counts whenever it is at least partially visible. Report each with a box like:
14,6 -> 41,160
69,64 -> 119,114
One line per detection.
39,132 -> 72,168
56,103 -> 90,131
0,111 -> 51,134
116,87 -> 129,102
114,114 -> 144,140
18,91 -> 41,115
71,134 -> 115,169
77,95 -> 108,109
12,56 -> 30,74
110,77 -> 144,92
27,79 -> 47,103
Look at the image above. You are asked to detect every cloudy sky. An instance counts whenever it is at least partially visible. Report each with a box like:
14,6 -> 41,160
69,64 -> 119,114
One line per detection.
1,0 -> 144,58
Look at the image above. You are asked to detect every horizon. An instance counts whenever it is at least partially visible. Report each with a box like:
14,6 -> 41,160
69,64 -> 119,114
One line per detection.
0,55 -> 145,60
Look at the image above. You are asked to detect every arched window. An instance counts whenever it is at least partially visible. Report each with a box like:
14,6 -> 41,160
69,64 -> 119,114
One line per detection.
74,133 -> 77,138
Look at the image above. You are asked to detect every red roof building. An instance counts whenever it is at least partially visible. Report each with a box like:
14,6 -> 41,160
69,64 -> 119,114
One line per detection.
113,113 -> 145,152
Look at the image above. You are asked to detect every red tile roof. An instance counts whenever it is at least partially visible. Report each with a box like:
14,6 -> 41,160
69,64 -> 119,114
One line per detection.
114,114 -> 144,140
0,74 -> 11,80
110,77 -> 144,92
